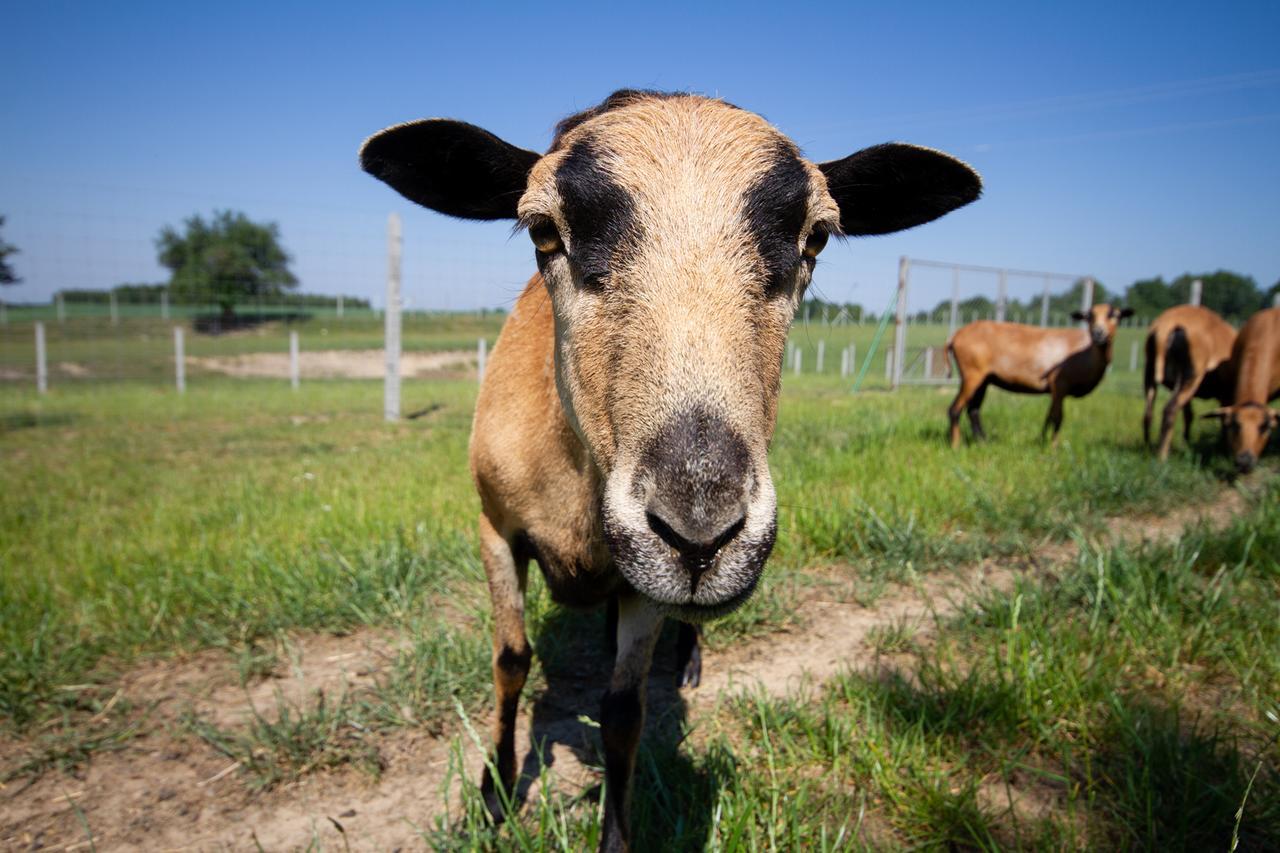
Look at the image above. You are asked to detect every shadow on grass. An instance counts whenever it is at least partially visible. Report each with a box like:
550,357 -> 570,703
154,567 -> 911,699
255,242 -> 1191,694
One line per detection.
847,663 -> 1280,849
509,604 -> 721,851
0,411 -> 77,432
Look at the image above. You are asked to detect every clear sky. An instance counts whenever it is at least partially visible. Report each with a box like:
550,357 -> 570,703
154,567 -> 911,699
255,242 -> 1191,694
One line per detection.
4,1 -> 1279,313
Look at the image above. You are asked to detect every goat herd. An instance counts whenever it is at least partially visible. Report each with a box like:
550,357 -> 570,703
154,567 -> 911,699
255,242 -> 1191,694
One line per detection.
947,303 -> 1280,472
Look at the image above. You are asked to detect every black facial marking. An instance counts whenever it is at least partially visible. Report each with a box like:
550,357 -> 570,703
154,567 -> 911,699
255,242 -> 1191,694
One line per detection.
743,144 -> 811,295
555,138 -> 638,289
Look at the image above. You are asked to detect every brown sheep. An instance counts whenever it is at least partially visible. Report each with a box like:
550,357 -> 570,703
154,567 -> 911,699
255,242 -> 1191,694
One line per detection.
947,304 -> 1132,448
360,90 -> 981,851
1203,307 -> 1280,473
1141,305 -> 1236,460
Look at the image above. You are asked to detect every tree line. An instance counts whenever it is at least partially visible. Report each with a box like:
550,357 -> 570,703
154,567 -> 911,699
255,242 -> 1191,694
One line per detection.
803,270 -> 1280,326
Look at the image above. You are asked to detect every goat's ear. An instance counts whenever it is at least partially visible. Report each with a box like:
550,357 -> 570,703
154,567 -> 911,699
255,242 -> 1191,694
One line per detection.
1119,307 -> 1135,319
360,120 -> 541,220
1202,408 -> 1230,421
818,144 -> 981,236
1070,310 -> 1088,322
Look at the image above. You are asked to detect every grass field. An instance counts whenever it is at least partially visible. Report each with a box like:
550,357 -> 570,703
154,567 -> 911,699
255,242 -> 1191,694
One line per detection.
1,326 -> 1278,849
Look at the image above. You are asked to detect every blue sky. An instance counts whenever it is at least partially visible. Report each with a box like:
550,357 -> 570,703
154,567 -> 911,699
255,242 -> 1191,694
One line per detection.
3,1 -> 1279,312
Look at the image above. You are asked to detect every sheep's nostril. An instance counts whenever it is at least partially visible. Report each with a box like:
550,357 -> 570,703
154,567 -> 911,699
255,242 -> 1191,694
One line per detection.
647,509 -> 747,591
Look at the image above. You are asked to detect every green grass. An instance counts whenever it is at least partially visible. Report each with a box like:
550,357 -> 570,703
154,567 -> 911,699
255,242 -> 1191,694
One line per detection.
1,331 -> 1276,847
0,311 -> 508,382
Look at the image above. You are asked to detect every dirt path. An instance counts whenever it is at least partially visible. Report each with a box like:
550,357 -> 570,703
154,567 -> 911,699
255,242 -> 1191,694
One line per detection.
0,488 -> 1250,851
188,349 -> 475,380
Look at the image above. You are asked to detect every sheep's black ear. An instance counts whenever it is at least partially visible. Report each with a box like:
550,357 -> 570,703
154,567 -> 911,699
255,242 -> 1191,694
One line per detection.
360,120 -> 541,220
1120,307 -> 1135,319
818,143 -> 981,236
1071,310 -> 1088,321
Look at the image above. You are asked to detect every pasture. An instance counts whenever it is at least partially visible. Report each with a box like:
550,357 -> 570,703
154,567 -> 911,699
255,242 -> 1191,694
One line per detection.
1,318 -> 1278,850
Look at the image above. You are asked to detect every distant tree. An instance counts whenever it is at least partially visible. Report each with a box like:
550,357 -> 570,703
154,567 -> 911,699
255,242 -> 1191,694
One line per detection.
1122,276 -> 1175,320
157,210 -> 297,316
0,216 -> 20,286
1168,271 -> 1261,321
1265,279 -> 1280,309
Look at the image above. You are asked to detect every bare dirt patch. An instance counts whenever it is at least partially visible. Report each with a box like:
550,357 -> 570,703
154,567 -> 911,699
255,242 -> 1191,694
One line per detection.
188,349 -> 475,380
0,485 -> 1257,851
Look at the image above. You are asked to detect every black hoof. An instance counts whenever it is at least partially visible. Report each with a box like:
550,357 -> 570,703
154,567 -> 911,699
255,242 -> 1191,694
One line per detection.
481,766 -> 509,824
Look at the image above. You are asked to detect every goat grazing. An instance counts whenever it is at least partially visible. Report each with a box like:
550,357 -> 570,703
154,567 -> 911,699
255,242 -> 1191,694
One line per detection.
361,90 -> 980,851
947,304 -> 1132,448
1203,307 -> 1280,473
1142,305 -> 1236,460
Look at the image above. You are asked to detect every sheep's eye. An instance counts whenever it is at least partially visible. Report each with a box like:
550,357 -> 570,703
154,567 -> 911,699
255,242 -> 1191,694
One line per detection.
803,229 -> 829,259
528,219 -> 563,254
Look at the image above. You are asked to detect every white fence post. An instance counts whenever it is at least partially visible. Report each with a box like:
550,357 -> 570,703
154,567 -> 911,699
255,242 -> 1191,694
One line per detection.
289,330 -> 300,390
1130,340 -> 1138,372
1189,278 -> 1202,306
840,347 -> 849,378
793,347 -> 802,376
384,212 -> 402,422
1081,277 -> 1095,316
892,256 -> 908,389
35,321 -> 47,394
174,326 -> 186,393
109,291 -> 118,325
477,337 -> 487,383
995,269 -> 1008,322
924,346 -> 934,379
1274,293 -> 1280,309
816,340 -> 825,373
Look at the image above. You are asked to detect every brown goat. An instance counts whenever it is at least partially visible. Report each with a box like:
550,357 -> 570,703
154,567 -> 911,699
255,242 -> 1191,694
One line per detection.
1203,307 -> 1280,473
946,304 -> 1132,448
1142,305 -> 1236,460
360,90 -> 980,851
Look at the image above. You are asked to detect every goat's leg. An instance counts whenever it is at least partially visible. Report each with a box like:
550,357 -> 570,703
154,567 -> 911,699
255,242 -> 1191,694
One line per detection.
1182,397 -> 1195,443
1043,391 -> 1065,446
967,381 -> 989,441
478,514 -> 530,823
675,622 -> 701,688
1142,381 -> 1158,447
948,374 -> 982,449
599,595 -> 663,853
1159,380 -> 1198,460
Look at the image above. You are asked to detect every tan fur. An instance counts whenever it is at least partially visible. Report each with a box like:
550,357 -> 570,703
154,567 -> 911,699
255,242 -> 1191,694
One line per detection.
1141,305 -> 1236,460
471,97 -> 843,844
1204,307 -> 1280,471
946,305 -> 1127,448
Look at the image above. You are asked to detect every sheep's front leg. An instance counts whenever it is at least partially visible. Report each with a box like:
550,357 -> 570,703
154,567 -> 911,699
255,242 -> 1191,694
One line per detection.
478,515 -> 530,823
599,594 -> 663,853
